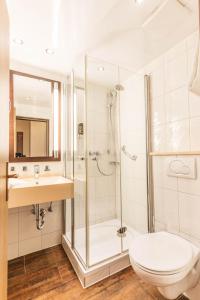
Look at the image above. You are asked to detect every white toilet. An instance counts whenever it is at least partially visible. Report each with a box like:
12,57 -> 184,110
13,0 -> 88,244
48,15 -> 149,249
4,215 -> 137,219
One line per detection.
129,232 -> 200,300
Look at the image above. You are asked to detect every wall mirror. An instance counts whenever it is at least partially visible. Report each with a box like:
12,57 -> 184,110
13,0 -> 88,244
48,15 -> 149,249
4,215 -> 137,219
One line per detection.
9,70 -> 61,162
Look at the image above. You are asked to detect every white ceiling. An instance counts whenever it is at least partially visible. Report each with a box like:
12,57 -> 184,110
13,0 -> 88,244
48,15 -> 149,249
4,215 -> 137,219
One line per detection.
7,0 -> 199,81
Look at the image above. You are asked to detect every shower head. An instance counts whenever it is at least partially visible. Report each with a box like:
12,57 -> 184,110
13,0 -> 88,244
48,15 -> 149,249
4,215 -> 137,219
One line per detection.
114,84 -> 124,91
109,90 -> 117,98
108,84 -> 125,99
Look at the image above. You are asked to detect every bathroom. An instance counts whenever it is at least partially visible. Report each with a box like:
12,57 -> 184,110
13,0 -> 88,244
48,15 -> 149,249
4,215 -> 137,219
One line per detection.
0,0 -> 200,299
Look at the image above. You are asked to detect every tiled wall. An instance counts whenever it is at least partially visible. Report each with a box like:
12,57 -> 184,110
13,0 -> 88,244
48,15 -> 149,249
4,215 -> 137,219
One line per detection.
147,31 -> 200,298
147,31 -> 199,152
8,162 -> 64,260
145,30 -> 200,243
120,74 -> 148,233
67,81 -> 117,235
87,82 -> 116,225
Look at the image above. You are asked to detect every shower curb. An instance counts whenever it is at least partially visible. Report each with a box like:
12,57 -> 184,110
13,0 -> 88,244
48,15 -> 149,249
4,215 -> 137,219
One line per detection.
62,235 -> 130,288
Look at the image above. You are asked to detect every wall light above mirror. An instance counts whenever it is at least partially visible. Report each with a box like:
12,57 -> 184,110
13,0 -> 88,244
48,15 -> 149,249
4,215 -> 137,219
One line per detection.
9,70 -> 61,162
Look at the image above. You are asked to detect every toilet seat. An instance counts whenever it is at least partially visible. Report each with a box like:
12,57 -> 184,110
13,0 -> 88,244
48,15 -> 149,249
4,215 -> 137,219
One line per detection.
133,260 -> 192,276
129,232 -> 194,275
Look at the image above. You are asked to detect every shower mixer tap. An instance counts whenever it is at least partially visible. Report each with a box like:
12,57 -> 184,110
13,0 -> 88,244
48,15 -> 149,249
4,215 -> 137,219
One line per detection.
89,151 -> 100,157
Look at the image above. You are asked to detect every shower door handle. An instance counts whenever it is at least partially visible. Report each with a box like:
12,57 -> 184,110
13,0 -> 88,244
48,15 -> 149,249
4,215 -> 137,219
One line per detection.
78,156 -> 85,161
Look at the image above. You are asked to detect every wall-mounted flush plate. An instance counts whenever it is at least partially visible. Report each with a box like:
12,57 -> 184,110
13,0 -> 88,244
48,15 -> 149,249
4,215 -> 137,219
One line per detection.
167,158 -> 196,179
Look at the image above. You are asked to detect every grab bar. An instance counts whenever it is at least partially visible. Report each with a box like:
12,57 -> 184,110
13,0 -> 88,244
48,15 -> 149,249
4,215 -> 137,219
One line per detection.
121,145 -> 137,161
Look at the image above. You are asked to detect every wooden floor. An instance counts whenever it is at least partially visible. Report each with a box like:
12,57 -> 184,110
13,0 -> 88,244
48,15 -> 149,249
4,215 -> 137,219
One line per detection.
8,245 -> 187,300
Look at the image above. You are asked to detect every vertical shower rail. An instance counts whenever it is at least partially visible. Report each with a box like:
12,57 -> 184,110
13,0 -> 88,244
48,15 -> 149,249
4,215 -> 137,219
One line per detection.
144,75 -> 155,233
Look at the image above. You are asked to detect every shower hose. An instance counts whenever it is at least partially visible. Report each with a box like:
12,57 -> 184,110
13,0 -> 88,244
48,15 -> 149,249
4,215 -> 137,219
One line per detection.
95,156 -> 114,177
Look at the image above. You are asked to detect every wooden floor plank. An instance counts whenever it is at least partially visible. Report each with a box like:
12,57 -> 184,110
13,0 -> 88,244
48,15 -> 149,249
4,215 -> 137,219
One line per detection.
7,245 -> 187,300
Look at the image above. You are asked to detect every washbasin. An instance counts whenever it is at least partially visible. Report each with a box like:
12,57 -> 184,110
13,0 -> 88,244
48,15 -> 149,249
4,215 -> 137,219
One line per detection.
8,176 -> 74,208
9,176 -> 71,188
9,178 -> 27,188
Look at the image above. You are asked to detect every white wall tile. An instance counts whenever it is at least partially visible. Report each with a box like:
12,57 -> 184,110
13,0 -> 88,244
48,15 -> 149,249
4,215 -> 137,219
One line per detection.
154,187 -> 179,234
8,213 -> 19,244
19,209 -> 41,240
166,120 -> 190,151
179,192 -> 200,240
152,125 -> 166,151
8,200 -> 62,259
163,189 -> 179,233
178,157 -> 200,195
42,231 -> 62,249
165,87 -> 189,122
154,187 -> 165,223
132,202 -> 148,233
8,243 -> 19,260
189,92 -> 200,118
190,118 -> 200,150
19,236 -> 42,256
42,203 -> 63,234
150,61 -> 164,98
165,52 -> 188,92
152,96 -> 166,126
154,221 -> 166,232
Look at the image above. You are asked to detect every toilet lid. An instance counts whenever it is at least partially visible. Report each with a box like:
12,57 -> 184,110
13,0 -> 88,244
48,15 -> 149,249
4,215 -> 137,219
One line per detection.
129,232 -> 193,273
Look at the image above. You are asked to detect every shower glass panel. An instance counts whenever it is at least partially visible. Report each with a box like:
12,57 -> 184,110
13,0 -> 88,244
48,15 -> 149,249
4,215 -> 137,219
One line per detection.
68,60 -> 87,265
73,85 -> 87,264
120,73 -> 148,252
65,72 -> 74,245
86,57 -> 122,266
65,55 -> 149,268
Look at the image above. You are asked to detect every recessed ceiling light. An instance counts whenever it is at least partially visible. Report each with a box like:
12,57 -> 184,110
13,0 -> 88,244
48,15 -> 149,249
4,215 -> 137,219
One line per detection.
98,66 -> 104,72
12,38 -> 24,45
135,0 -> 144,5
45,48 -> 55,55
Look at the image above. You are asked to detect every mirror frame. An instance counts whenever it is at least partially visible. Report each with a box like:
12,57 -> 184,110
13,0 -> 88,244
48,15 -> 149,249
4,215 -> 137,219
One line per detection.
9,70 -> 61,162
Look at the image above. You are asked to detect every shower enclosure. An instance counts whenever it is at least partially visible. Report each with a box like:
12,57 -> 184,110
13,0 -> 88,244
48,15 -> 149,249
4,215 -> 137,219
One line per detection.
63,55 -> 150,279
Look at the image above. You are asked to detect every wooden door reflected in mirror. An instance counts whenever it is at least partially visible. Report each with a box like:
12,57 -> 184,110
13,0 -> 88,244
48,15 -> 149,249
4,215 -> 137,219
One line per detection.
16,117 -> 49,158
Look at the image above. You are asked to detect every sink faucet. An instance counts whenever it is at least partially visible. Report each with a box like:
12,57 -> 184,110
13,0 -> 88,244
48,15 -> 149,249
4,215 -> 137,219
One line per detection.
34,165 -> 40,184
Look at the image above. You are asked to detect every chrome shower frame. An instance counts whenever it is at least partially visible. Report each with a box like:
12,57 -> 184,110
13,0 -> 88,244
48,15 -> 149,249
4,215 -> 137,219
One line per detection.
63,58 -> 155,279
144,75 -> 155,233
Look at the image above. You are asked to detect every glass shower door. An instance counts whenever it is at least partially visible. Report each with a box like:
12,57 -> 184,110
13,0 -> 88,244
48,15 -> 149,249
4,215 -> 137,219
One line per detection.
73,85 -> 87,264
86,56 -> 123,266
120,72 -> 148,252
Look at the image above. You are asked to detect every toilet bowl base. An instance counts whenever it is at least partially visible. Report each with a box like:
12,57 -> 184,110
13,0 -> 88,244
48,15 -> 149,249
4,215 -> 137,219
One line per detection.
157,260 -> 200,300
